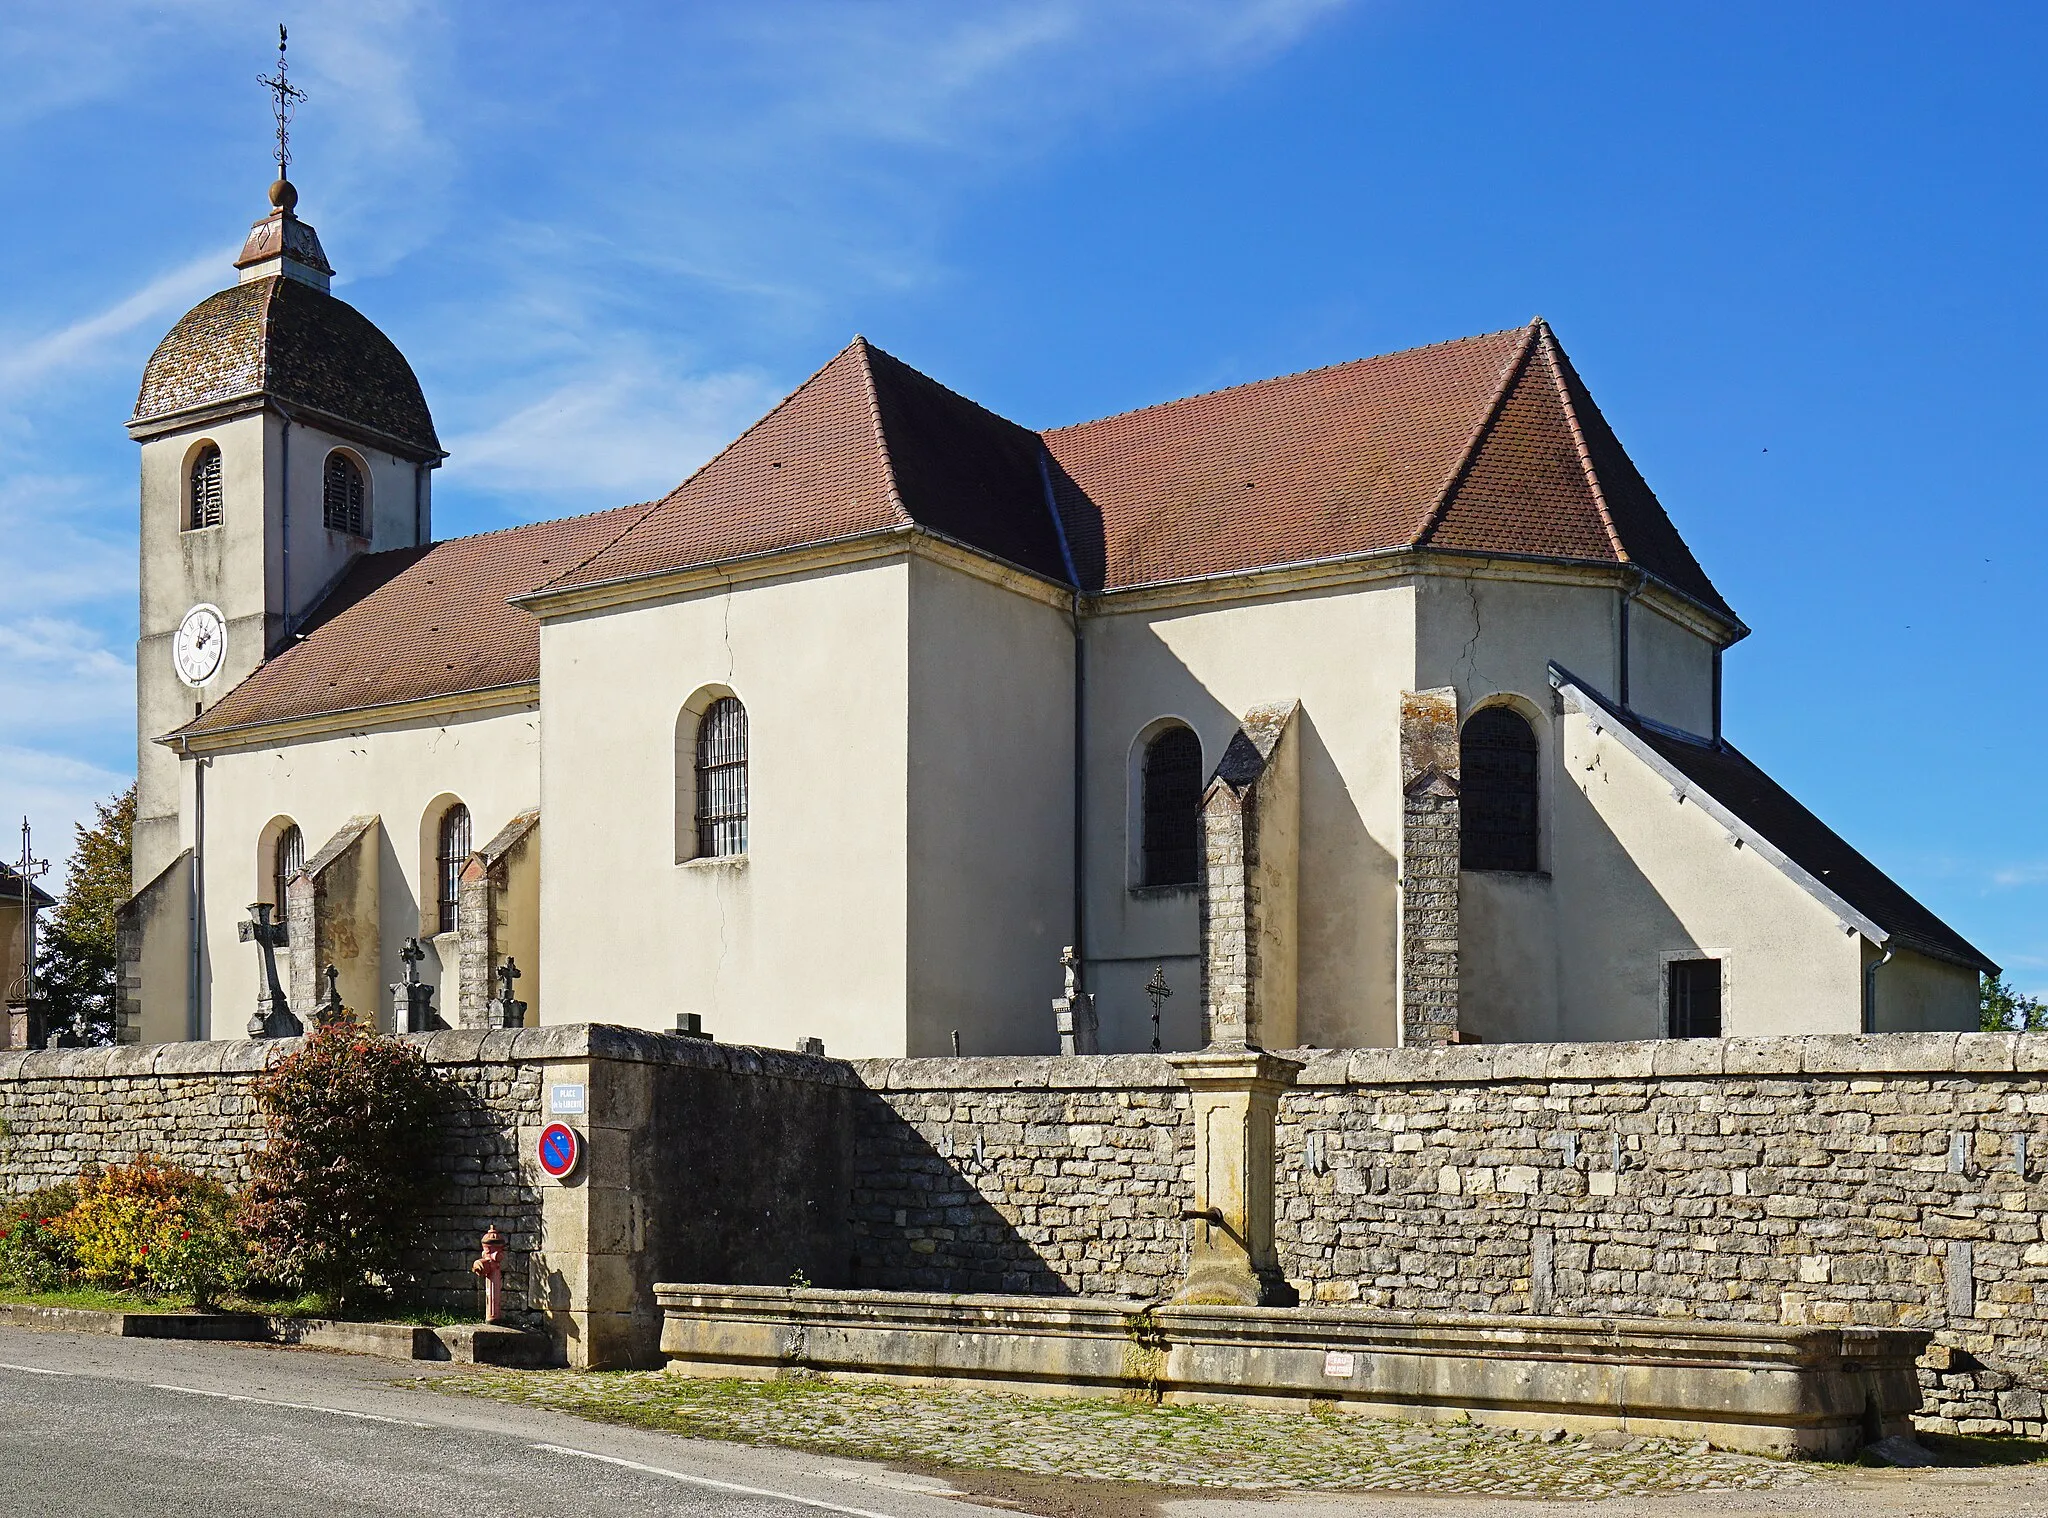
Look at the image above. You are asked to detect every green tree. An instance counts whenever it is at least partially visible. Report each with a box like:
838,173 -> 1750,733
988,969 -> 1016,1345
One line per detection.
1980,974 -> 2048,1033
32,785 -> 135,1047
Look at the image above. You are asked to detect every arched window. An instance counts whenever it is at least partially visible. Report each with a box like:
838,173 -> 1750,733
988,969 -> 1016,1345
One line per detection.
271,823 -> 304,916
436,803 -> 471,935
1140,725 -> 1203,887
323,452 -> 366,536
695,698 -> 748,858
1460,706 -> 1540,872
188,445 -> 223,530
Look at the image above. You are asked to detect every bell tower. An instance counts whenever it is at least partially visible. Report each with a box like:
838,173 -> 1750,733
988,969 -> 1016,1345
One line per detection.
126,28 -> 443,916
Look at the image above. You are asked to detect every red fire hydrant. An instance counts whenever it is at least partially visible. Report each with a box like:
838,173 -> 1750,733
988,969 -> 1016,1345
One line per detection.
470,1225 -> 507,1323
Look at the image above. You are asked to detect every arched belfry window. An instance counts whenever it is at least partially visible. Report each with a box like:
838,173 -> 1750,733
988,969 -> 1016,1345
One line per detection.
323,452 -> 366,536
695,698 -> 749,858
272,823 -> 304,915
436,803 -> 471,935
189,445 -> 223,530
1460,706 -> 1540,872
1141,725 -> 1202,887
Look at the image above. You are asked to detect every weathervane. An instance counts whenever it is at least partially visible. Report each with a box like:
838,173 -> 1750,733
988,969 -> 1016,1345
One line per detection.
257,24 -> 307,184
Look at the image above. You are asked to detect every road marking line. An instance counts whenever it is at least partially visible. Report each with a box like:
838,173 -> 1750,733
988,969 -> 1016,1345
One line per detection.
150,1383 -> 426,1427
531,1443 -> 922,1518
0,1362 -> 68,1376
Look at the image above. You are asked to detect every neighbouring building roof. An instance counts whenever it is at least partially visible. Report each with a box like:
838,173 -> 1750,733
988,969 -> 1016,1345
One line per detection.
547,321 -> 1735,625
1557,670 -> 1997,976
176,506 -> 644,741
131,275 -> 442,459
0,862 -> 56,911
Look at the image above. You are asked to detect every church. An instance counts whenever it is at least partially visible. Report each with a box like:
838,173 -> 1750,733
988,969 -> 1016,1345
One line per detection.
117,174 -> 1996,1057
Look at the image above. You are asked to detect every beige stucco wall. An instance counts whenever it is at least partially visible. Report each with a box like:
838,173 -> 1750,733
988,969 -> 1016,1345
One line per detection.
181,705 -> 537,1038
1080,579 -> 1417,1051
537,559 -> 913,1056
905,557 -> 1073,1055
1626,601 -> 1717,737
1536,706 -> 1865,1038
1869,944 -> 1979,1033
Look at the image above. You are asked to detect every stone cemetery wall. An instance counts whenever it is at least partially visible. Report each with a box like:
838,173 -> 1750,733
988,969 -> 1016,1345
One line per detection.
0,1033 -> 547,1321
846,1055 -> 1192,1297
847,1035 -> 2048,1438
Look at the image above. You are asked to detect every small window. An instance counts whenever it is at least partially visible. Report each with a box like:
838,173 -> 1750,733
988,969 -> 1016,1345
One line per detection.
189,445 -> 224,530
1668,958 -> 1723,1038
1140,725 -> 1203,887
437,803 -> 471,935
1460,706 -> 1540,872
272,823 -> 304,916
695,698 -> 748,858
323,452 -> 366,536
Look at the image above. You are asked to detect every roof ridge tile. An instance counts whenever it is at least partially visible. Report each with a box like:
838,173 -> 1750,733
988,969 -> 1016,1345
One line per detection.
849,335 -> 913,526
1413,320 -> 1542,548
1536,320 -> 1628,564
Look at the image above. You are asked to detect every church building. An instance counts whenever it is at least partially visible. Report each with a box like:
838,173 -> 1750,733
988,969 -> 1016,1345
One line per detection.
119,176 -> 1995,1056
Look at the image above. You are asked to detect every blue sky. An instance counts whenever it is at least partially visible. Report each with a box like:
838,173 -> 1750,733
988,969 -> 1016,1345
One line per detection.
2,2 -> 2042,990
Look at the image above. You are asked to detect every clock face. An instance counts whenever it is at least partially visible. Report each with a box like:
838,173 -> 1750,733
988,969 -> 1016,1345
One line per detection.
172,603 -> 227,688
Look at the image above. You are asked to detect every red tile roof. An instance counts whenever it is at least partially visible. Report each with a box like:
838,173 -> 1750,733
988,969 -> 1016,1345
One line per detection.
184,320 -> 1737,737
178,506 -> 645,739
547,338 -> 1068,592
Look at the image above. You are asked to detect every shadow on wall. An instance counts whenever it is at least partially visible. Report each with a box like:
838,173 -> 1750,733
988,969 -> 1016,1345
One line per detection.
1292,704 -> 1396,1049
849,1096 -> 1080,1295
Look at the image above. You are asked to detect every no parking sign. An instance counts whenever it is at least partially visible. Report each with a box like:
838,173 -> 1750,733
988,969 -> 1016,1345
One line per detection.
537,1121 -> 581,1181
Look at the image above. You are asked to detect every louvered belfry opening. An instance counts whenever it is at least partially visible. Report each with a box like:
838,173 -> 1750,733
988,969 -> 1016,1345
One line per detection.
695,698 -> 749,859
1460,706 -> 1540,872
323,451 -> 366,536
189,445 -> 224,529
437,803 -> 471,935
1141,725 -> 1203,887
272,823 -> 303,918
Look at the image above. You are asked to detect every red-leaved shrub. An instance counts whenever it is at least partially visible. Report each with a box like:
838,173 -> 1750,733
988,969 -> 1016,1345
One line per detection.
239,1018 -> 450,1309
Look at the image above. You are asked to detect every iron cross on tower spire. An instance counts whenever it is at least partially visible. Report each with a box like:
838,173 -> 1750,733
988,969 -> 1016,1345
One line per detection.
256,23 -> 306,185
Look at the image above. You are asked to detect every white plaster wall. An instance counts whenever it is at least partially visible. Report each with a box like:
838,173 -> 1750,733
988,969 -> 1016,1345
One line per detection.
906,558 -> 1073,1056
183,706 -> 539,1038
1549,709 -> 1865,1037
1627,602 -> 1716,737
1869,945 -> 1979,1032
537,561 -> 912,1056
1081,581 -> 1416,1051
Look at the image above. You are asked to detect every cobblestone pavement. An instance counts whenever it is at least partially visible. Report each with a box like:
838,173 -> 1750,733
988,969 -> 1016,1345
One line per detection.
430,1371 -> 1819,1499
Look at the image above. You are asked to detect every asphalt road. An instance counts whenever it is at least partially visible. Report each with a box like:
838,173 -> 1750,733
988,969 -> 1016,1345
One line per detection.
5,1325 -> 2048,1518
0,1327 -> 1004,1518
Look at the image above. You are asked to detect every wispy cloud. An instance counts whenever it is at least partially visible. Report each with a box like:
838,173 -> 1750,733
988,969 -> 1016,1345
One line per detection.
0,744 -> 134,891
0,252 -> 227,401
1992,863 -> 2048,890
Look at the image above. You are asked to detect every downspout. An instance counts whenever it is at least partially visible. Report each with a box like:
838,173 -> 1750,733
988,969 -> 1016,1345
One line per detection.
1617,570 -> 1646,710
1862,941 -> 1894,1034
413,462 -> 426,545
1039,450 -> 1086,994
183,738 -> 207,1043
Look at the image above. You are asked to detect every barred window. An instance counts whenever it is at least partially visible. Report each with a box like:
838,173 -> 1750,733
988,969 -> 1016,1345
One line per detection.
272,823 -> 304,917
189,445 -> 224,530
1460,706 -> 1540,872
695,698 -> 748,858
1141,725 -> 1202,887
323,452 -> 366,536
437,803 -> 471,935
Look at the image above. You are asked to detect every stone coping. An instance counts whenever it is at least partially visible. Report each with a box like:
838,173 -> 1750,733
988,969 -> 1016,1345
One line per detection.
0,1023 -> 858,1086
4,1028 -> 2036,1088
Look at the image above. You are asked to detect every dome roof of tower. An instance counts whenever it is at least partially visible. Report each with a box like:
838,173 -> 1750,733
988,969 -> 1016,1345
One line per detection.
130,275 -> 440,458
